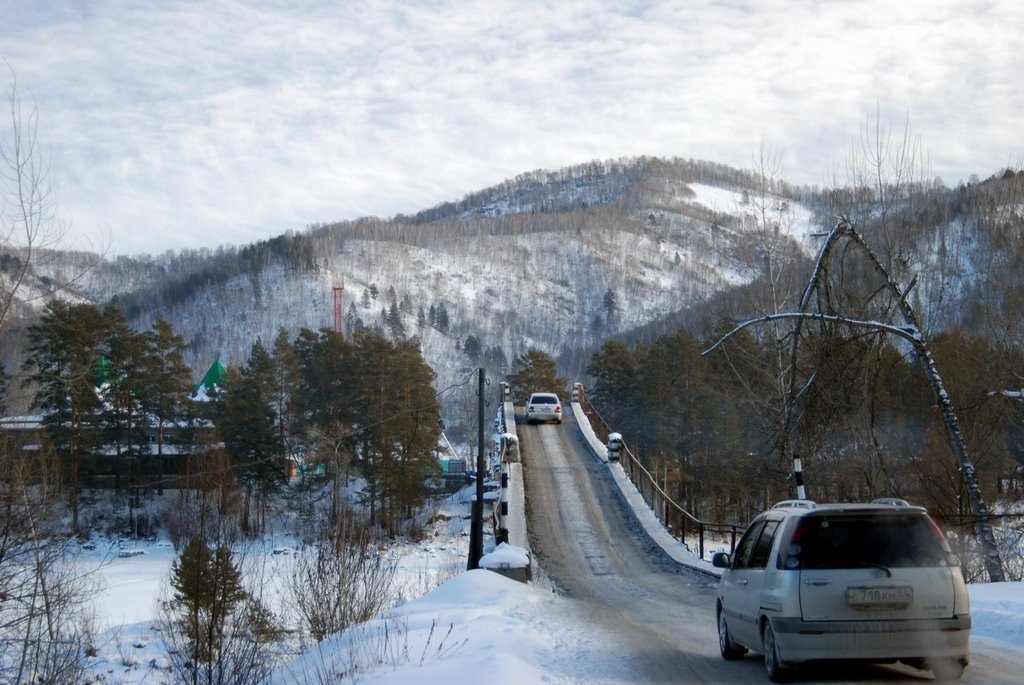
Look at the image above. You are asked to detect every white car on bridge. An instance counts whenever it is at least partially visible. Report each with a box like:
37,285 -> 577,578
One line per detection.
525,392 -> 563,424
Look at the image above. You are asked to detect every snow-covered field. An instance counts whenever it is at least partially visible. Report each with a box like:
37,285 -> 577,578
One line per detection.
78,503 -> 1024,684
76,428 -> 1024,685
78,490 -> 470,684
271,572 -> 1024,685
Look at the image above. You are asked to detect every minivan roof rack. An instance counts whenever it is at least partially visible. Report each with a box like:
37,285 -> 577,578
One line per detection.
772,499 -> 817,510
871,497 -> 913,507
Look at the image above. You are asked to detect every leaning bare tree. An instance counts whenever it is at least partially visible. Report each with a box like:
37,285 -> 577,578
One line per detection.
705,218 -> 1005,582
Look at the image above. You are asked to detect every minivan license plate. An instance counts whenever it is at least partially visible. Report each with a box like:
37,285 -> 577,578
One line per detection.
846,586 -> 913,608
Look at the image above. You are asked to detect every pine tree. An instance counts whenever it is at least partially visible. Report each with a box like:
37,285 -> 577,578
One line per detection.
171,536 -> 216,649
346,302 -> 359,332
388,340 -> 442,525
168,535 -> 249,678
587,340 -> 639,428
507,348 -> 568,401
100,306 -> 148,461
293,328 -> 359,527
435,303 -> 450,333
464,335 -> 481,363
348,331 -> 441,532
142,319 -> 193,458
603,288 -> 618,323
387,300 -> 406,341
23,301 -> 109,532
214,340 -> 282,535
271,327 -> 300,462
136,319 -> 193,500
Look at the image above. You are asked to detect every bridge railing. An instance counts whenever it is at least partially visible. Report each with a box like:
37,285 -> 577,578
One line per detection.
492,394 -> 529,551
576,388 -> 742,559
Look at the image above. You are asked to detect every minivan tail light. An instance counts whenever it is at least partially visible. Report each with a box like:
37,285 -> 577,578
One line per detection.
927,516 -> 948,542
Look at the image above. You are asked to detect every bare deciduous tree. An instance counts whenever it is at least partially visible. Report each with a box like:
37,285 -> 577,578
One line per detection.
286,510 -> 396,644
0,68 -> 101,684
0,68 -> 64,328
705,218 -> 1006,582
0,442 -> 96,683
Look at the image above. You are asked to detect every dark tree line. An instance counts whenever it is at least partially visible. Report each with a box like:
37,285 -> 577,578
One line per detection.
21,301 -> 194,532
202,325 -> 443,537
115,232 -> 320,320
584,325 -> 1024,540
283,327 -> 443,535
18,302 -> 444,539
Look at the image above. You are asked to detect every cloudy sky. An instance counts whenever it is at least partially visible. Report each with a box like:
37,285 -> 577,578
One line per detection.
2,0 -> 1021,256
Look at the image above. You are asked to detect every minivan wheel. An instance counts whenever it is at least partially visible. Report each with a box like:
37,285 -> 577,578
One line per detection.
717,609 -> 747,660
928,657 -> 966,681
762,620 -> 787,682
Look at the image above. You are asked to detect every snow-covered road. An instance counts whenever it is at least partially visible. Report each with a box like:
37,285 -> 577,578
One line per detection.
79,416 -> 1024,684
516,420 -> 1024,684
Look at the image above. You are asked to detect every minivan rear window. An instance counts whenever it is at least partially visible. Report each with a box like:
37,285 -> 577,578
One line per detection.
782,512 -> 956,570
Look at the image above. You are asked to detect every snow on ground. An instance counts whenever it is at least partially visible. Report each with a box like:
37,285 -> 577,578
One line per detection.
968,582 -> 1024,647
687,182 -> 745,218
81,520 -> 1024,685
79,488 -> 472,684
266,569 -> 1024,685
687,181 -> 822,256
272,569 -> 605,685
80,426 -> 1024,684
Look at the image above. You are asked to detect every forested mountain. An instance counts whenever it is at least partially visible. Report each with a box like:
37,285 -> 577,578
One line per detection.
3,157 -> 1022,446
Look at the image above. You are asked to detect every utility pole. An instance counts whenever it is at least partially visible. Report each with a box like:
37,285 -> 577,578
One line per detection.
468,367 -> 486,569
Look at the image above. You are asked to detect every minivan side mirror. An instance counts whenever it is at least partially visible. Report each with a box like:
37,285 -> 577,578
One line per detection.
712,552 -> 732,568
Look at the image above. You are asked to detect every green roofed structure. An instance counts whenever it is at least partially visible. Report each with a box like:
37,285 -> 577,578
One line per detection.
194,359 -> 227,398
92,354 -> 111,387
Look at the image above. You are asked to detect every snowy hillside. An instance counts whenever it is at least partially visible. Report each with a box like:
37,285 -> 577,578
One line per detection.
110,158 -> 817,419
15,154 -> 1014,421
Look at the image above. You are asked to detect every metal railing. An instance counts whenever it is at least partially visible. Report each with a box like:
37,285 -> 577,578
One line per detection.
576,390 -> 742,559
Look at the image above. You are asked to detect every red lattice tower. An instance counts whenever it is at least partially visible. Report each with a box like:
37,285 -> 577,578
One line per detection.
333,284 -> 344,335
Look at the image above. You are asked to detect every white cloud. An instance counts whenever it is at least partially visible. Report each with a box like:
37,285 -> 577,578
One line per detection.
2,0 -> 1021,254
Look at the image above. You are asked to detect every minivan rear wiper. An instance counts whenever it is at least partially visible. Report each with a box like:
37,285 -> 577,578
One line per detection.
857,562 -> 893,577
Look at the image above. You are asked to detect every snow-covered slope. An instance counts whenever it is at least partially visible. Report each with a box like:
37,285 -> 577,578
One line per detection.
110,159 -> 817,423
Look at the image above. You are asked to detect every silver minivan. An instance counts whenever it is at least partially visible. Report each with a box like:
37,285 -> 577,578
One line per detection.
713,500 -> 970,681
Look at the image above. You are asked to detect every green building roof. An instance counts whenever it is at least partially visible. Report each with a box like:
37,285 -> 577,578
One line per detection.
196,359 -> 227,392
